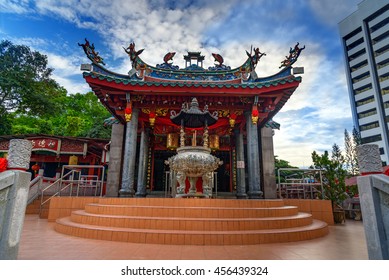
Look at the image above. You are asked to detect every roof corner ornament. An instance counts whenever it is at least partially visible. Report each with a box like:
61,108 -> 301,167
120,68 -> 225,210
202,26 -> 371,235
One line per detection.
123,42 -> 144,68
279,42 -> 305,69
78,38 -> 105,65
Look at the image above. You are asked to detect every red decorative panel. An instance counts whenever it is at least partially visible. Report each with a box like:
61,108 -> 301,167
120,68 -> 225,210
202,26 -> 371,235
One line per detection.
60,139 -> 85,154
29,138 -> 59,153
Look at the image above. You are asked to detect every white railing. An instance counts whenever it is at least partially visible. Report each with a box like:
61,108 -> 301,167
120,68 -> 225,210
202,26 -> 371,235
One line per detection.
277,168 -> 324,199
39,165 -> 105,217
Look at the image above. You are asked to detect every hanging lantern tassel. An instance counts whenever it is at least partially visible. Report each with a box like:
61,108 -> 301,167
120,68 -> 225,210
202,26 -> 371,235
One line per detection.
229,112 -> 237,128
252,106 -> 259,125
125,106 -> 132,122
149,111 -> 156,127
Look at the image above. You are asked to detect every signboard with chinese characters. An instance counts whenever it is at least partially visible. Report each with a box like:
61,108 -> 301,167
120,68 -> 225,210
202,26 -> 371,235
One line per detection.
29,138 -> 60,153
237,161 -> 245,168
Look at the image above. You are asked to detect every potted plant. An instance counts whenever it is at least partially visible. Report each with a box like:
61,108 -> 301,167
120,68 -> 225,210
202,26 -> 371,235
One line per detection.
311,144 -> 348,224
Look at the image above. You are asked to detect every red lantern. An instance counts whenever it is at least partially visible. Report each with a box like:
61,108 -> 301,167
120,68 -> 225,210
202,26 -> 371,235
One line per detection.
125,107 -> 132,114
229,113 -> 237,128
149,111 -> 156,127
124,106 -> 132,122
252,107 -> 259,125
0,158 -> 7,172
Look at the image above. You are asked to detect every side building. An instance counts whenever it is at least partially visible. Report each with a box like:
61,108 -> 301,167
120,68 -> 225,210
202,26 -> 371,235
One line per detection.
339,0 -> 389,165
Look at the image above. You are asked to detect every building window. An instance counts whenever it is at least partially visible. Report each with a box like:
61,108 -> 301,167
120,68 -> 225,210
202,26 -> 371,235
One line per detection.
384,101 -> 389,108
348,48 -> 366,61
344,27 -> 362,41
370,16 -> 389,33
379,73 -> 389,82
379,147 -> 385,155
360,121 -> 380,131
356,96 -> 374,106
358,108 -> 377,119
351,60 -> 368,72
382,86 -> 389,95
372,30 -> 389,45
377,58 -> 389,69
347,37 -> 364,51
375,44 -> 389,57
354,83 -> 372,95
352,72 -> 370,83
361,134 -> 382,144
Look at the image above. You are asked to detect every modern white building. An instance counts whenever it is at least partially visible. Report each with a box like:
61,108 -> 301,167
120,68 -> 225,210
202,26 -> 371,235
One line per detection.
339,0 -> 389,165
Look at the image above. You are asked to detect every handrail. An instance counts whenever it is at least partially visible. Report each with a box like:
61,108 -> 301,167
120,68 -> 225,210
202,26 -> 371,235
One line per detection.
27,176 -> 43,205
277,168 -> 324,199
38,165 -> 105,217
39,169 -> 78,217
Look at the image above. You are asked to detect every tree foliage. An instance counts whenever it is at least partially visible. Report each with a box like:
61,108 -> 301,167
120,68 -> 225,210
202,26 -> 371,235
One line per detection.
311,144 -> 348,210
275,156 -> 298,183
9,92 -> 111,138
344,128 -> 360,176
0,40 -> 63,116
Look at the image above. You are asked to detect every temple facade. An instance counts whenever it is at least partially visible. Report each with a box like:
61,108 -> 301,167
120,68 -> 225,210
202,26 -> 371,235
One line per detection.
79,39 -> 304,199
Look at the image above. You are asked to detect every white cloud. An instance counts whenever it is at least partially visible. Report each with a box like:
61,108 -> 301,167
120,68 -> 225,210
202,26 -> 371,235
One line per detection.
308,0 -> 361,25
0,0 -> 31,14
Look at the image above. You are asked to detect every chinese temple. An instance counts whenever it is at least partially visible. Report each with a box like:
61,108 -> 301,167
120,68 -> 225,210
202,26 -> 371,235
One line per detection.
79,39 -> 305,199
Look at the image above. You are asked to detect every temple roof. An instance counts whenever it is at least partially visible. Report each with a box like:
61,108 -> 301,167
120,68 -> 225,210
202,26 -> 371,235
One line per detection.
83,70 -> 301,89
79,39 -> 304,128
79,39 -> 304,85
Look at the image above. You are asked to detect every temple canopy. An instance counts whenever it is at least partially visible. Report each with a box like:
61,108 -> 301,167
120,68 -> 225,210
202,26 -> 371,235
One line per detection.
170,98 -> 218,128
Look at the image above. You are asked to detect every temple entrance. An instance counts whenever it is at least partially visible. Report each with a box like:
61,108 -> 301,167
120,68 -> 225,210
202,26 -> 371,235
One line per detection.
214,151 -> 231,192
152,150 -> 176,191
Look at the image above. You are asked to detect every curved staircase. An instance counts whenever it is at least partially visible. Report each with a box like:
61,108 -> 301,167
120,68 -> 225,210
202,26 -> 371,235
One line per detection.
54,198 -> 329,245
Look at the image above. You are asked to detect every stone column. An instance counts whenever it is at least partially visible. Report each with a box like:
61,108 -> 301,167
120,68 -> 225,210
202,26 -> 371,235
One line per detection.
119,108 -> 139,197
356,144 -> 388,259
135,128 -> 149,197
245,111 -> 262,199
105,123 -> 124,197
261,127 -> 277,198
234,129 -> 247,199
7,139 -> 32,170
0,139 -> 32,260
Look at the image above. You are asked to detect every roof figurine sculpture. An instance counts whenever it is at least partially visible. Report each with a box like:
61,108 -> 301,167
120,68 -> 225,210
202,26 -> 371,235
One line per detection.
279,42 -> 306,68
78,38 -> 105,65
123,42 -> 144,68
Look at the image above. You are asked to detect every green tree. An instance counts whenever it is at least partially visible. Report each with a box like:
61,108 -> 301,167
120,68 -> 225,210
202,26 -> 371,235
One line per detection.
275,156 -> 298,183
344,128 -> 359,176
0,40 -> 63,118
8,91 -> 111,138
311,144 -> 348,210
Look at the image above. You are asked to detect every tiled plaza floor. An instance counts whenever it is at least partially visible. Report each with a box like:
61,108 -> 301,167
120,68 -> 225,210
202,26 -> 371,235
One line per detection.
17,214 -> 368,260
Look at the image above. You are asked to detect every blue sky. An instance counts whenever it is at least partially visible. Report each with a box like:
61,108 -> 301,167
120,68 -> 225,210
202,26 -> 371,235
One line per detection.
0,0 -> 362,167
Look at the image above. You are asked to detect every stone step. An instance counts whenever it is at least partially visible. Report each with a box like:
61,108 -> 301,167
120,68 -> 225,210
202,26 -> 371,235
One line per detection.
84,204 -> 299,218
96,197 -> 286,208
70,210 -> 313,230
55,217 -> 329,245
